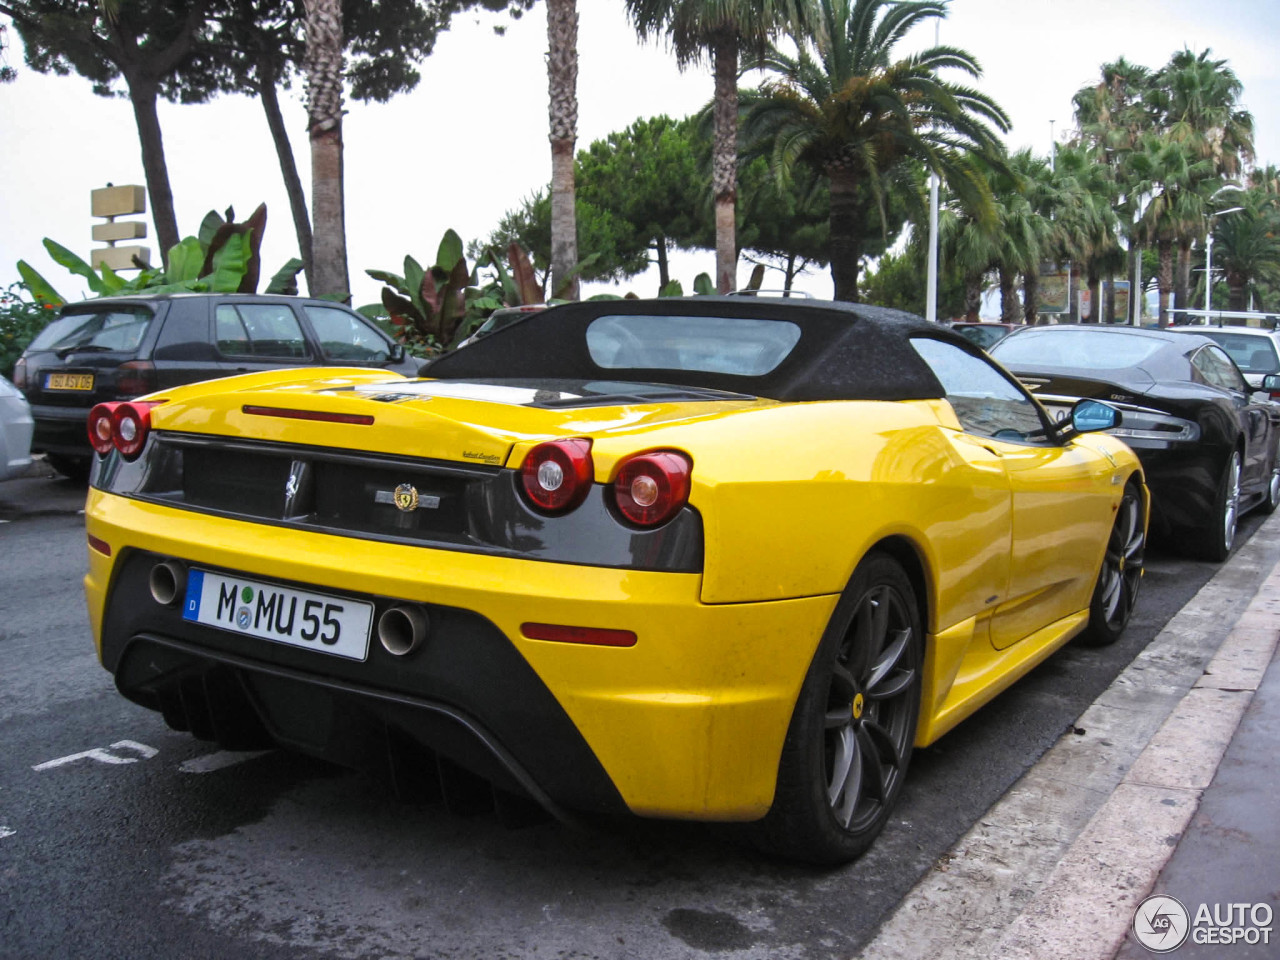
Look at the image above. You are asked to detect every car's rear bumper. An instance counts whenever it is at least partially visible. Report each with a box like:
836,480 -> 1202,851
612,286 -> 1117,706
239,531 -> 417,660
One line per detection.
1123,440 -> 1222,535
30,402 -> 91,456
85,489 -> 838,821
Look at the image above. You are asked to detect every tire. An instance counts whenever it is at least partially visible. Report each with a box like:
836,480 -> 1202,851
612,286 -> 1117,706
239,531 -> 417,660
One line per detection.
1194,450 -> 1242,562
45,454 -> 91,483
1077,482 -> 1145,647
751,551 -> 923,865
1259,439 -> 1280,515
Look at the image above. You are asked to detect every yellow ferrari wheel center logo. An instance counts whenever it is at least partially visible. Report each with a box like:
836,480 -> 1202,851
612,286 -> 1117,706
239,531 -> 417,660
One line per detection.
852,693 -> 865,720
393,484 -> 420,512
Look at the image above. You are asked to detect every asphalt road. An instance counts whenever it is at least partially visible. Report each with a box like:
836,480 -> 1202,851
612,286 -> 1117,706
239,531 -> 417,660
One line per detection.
0,469 -> 1264,960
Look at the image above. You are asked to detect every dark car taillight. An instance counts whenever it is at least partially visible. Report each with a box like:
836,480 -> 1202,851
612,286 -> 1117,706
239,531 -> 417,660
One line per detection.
521,438 -> 593,513
88,400 -> 161,460
612,451 -> 692,527
116,359 -> 157,397
12,356 -> 28,391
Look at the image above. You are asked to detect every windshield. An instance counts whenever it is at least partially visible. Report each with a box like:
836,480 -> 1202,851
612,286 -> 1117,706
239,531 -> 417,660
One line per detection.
28,307 -> 153,354
1197,331 -> 1280,374
586,314 -> 802,375
992,329 -> 1166,369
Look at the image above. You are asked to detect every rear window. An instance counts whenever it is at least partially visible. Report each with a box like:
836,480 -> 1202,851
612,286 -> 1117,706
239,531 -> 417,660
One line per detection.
28,307 -> 153,353
585,314 -> 801,375
1198,332 -> 1280,374
991,329 -> 1166,369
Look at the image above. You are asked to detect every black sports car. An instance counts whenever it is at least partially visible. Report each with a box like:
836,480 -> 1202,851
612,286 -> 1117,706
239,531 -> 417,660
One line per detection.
992,324 -> 1280,560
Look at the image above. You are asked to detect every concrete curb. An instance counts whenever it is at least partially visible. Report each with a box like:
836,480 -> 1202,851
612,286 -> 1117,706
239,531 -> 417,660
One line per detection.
855,512 -> 1280,960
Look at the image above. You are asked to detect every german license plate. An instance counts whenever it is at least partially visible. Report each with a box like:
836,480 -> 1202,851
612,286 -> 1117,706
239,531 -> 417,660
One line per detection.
45,372 -> 94,391
181,569 -> 373,661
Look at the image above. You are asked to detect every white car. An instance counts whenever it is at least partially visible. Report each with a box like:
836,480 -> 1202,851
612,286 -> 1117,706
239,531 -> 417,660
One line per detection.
0,374 -> 34,480
1173,326 -> 1280,391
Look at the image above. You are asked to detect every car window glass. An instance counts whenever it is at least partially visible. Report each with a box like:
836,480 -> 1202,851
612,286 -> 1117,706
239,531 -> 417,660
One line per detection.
991,328 -> 1165,368
1192,345 -> 1248,392
911,337 -> 1050,443
1201,332 -> 1280,374
28,308 -> 152,353
586,314 -> 801,375
304,306 -> 391,363
215,304 -> 309,359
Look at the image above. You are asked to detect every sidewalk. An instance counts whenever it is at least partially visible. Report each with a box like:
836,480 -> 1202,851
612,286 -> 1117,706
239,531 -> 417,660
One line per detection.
857,511 -> 1280,960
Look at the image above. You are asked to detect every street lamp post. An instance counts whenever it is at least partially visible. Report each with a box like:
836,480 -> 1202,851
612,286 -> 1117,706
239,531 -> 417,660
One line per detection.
925,20 -> 940,324
1204,206 -> 1246,315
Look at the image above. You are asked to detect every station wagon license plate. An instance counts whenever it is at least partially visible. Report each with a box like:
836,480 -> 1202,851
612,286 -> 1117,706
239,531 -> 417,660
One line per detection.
45,372 -> 94,391
182,569 -> 373,661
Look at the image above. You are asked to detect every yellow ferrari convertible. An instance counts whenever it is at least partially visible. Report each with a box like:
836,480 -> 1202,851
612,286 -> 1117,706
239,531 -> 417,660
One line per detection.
82,297 -> 1147,863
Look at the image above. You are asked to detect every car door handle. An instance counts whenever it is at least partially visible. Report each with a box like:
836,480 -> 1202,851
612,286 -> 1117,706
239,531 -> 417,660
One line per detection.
981,444 -> 1004,458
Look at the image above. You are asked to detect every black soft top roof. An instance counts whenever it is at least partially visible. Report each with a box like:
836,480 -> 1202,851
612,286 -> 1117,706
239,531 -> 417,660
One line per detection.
426,297 -> 969,402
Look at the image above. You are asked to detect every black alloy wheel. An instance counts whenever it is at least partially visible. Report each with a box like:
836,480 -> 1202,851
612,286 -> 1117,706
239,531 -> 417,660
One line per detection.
1261,439 -> 1280,515
1078,481 -> 1145,646
752,552 -> 923,864
1195,450 -> 1242,562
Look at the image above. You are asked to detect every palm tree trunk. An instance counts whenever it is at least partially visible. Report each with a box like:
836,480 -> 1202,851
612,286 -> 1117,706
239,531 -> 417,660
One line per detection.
547,0 -> 580,300
259,57 -> 314,294
828,166 -> 861,301
1157,240 -> 1174,326
999,267 -> 1018,322
1175,238 -> 1192,314
964,276 -> 982,322
1227,272 -> 1248,311
304,0 -> 349,300
124,74 -> 179,263
1088,271 -> 1101,324
654,235 -> 670,290
711,37 -> 738,294
1023,270 -> 1040,324
1104,272 -> 1116,323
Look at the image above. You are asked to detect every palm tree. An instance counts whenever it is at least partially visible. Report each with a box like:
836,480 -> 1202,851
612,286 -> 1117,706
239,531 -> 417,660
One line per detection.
546,0 -> 580,299
625,0 -> 813,294
303,0 -> 349,299
741,0 -> 1008,301
1127,134 -> 1212,325
1150,48 -> 1254,311
1211,203 -> 1280,311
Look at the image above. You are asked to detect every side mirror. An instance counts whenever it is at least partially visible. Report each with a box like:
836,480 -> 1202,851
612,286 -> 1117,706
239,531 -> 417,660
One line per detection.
1263,374 -> 1280,392
390,343 -> 406,362
1071,398 -> 1122,433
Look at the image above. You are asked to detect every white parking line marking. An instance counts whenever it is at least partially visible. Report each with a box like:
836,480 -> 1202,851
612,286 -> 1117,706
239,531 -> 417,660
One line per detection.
0,826 -> 14,839
33,740 -> 159,771
179,750 -> 270,774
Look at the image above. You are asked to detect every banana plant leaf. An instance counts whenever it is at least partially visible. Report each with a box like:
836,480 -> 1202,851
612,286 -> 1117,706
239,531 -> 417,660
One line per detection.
692,273 -> 714,296
43,239 -> 111,297
165,237 -> 206,285
264,258 -> 305,295
16,260 -> 65,306
206,233 -> 251,292
197,210 -> 224,251
508,243 -> 542,305
435,229 -> 464,274
97,262 -> 127,294
366,269 -> 407,293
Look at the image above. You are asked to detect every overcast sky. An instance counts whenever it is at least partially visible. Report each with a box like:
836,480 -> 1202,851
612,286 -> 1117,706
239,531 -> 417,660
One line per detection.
2,0 -> 1278,308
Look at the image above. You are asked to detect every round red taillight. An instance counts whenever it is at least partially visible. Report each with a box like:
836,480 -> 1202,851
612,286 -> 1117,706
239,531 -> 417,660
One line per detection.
521,438 -> 594,513
87,403 -> 121,455
613,451 -> 692,527
111,401 -> 156,460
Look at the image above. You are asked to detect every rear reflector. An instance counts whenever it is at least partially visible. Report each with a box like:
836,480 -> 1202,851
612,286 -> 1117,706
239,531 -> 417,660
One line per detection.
87,533 -> 112,556
242,405 -> 375,426
521,622 -> 637,647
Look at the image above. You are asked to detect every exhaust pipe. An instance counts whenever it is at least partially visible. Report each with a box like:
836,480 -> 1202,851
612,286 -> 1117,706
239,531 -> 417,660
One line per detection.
378,604 -> 430,656
149,559 -> 187,606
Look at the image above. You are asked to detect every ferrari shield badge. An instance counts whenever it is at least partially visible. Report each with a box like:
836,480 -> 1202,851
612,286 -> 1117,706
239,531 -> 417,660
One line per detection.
393,484 -> 420,512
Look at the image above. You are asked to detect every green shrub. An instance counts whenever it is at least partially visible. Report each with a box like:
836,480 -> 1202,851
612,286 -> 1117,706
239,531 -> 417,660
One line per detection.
0,282 -> 55,379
